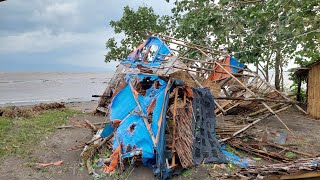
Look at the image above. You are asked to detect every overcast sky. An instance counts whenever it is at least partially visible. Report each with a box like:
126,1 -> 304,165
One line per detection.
0,0 -> 173,72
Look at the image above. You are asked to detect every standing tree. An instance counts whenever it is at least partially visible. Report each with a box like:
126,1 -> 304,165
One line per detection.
106,1 -> 319,90
169,0 -> 320,90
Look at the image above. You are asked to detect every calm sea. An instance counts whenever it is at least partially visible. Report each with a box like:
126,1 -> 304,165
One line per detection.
0,72 -> 114,106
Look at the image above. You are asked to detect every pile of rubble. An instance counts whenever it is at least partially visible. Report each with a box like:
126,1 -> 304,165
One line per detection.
80,33 -> 318,179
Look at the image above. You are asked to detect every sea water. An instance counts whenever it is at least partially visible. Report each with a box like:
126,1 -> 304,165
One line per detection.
0,72 -> 113,106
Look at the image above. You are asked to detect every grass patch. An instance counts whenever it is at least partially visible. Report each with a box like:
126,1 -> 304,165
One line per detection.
0,108 -> 80,158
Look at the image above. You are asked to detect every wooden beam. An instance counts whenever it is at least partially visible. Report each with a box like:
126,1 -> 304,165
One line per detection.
171,88 -> 178,167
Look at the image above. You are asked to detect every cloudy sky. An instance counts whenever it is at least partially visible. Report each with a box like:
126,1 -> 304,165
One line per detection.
0,0 -> 173,71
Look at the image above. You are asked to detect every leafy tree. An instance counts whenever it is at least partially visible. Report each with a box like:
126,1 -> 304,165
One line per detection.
105,6 -> 171,62
106,1 -> 319,90
169,0 -> 320,90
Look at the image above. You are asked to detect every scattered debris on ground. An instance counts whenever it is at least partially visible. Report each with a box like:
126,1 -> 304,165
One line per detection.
0,102 -> 65,118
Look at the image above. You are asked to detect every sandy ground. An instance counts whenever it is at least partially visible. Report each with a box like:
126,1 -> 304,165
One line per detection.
0,101 -> 320,180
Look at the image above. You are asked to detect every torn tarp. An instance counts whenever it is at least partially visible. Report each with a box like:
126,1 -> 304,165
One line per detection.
109,73 -> 168,159
122,36 -> 171,68
208,56 -> 245,81
192,88 -> 227,165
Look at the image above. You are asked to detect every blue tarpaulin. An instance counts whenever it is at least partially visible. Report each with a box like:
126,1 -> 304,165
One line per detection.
121,37 -> 171,68
109,73 -> 169,160
221,145 -> 250,167
230,57 -> 245,73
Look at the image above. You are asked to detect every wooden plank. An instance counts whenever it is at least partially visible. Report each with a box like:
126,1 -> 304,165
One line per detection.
171,88 -> 178,167
280,171 -> 320,179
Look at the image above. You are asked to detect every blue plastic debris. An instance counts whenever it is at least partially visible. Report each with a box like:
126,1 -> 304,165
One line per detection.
110,74 -> 168,160
121,36 -> 171,68
221,145 -> 250,167
101,124 -> 114,138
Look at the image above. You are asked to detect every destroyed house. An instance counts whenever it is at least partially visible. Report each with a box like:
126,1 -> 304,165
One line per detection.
90,34 -> 308,179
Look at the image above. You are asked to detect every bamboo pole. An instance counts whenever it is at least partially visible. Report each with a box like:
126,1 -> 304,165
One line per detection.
215,96 -> 295,104
152,33 -> 224,53
160,38 -> 222,56
197,48 -> 295,136
248,104 -> 283,117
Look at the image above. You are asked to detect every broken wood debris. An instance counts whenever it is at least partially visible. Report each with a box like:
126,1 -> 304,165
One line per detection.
236,157 -> 320,179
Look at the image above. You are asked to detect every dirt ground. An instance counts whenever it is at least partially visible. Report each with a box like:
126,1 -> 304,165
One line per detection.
0,101 -> 319,180
0,101 -> 155,180
246,107 -> 320,155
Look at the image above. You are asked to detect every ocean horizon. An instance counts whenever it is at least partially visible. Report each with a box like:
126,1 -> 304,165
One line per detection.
0,72 -> 114,106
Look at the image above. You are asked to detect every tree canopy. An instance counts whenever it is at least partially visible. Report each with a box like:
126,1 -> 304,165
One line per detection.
105,0 -> 320,89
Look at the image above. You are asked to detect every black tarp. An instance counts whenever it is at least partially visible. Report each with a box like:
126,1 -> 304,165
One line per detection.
191,88 -> 227,165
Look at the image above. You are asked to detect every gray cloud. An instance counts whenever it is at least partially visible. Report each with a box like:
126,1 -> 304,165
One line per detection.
0,0 -> 173,70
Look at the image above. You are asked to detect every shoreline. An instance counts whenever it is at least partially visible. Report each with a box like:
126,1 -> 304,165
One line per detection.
0,100 -> 99,113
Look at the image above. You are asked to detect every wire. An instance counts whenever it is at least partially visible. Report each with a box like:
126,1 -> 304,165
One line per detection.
234,29 -> 320,54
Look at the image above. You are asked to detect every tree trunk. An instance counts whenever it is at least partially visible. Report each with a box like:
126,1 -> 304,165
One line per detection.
297,76 -> 302,102
265,60 -> 269,82
280,62 -> 284,91
275,48 -> 281,90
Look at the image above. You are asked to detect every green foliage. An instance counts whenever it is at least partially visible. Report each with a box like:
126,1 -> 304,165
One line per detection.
106,1 -> 319,86
181,169 -> 192,177
105,6 -> 171,62
0,109 -> 80,157
285,151 -> 297,159
290,82 -> 307,103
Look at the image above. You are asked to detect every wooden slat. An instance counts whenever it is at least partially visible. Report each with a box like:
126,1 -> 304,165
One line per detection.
308,63 -> 320,119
